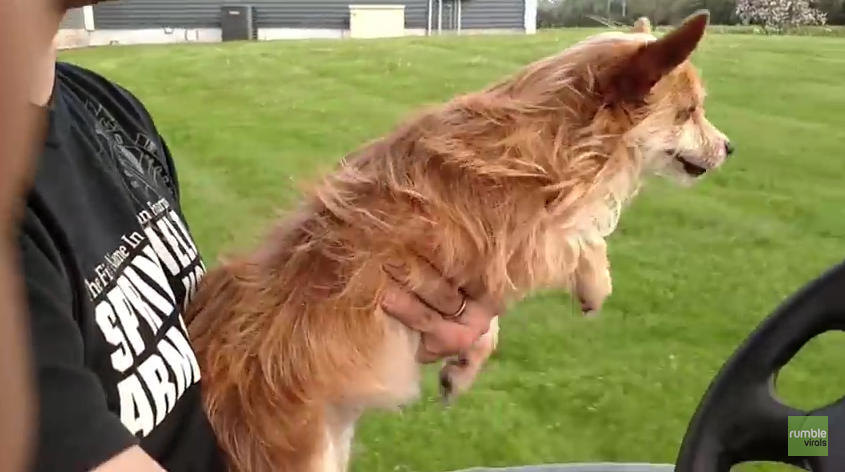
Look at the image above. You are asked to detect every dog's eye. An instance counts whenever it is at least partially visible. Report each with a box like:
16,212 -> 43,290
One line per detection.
676,106 -> 696,122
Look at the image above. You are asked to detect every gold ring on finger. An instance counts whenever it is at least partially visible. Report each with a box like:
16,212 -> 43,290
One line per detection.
443,297 -> 468,321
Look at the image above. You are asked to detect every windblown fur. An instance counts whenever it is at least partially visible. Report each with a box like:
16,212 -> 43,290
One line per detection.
186,10 -> 731,472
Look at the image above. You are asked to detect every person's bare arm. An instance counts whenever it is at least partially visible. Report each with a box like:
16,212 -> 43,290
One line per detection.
0,1 -> 56,471
91,447 -> 167,472
0,233 -> 35,472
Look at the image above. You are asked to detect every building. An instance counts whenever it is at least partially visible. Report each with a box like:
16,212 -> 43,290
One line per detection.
57,0 -> 538,49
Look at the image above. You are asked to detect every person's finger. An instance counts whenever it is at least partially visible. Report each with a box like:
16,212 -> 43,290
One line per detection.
416,342 -> 448,364
473,292 -> 504,321
380,279 -> 495,363
379,279 -> 455,364
379,277 -> 440,332
384,257 -> 464,317
420,299 -> 494,358
418,323 -> 487,363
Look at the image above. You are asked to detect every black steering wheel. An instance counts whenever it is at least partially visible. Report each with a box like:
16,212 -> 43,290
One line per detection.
674,260 -> 845,471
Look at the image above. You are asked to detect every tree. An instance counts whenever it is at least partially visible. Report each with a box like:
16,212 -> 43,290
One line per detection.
735,0 -> 828,33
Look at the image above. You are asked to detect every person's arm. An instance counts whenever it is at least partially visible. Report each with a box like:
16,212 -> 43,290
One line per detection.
0,2 -> 57,470
91,446 -> 166,472
20,206 -> 165,472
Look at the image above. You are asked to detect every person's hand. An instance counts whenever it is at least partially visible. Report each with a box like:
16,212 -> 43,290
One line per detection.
380,258 -> 501,363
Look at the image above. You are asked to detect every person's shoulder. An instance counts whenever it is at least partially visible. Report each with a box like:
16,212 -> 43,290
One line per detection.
56,61 -> 110,89
55,61 -> 153,125
52,61 -> 182,202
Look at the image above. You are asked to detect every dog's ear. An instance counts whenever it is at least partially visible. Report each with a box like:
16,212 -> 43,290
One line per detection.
632,17 -> 651,34
604,10 -> 709,104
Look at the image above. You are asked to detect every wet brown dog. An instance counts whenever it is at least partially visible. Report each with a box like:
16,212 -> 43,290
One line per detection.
186,10 -> 732,472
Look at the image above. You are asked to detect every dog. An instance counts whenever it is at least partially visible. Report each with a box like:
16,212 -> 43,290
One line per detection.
185,10 -> 731,472
437,16 -> 659,404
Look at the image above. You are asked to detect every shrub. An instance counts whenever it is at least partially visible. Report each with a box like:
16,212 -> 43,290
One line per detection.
735,0 -> 828,34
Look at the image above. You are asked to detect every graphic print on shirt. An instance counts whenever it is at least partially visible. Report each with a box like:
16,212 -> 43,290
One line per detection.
86,99 -> 175,205
83,100 -> 207,438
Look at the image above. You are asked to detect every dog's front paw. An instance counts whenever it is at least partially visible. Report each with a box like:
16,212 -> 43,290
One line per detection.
578,293 -> 602,316
576,276 -> 610,317
573,240 -> 612,318
581,305 -> 602,318
438,355 -> 475,405
437,319 -> 500,405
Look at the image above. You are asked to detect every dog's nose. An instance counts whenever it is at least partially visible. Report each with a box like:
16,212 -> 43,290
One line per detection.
724,141 -> 734,156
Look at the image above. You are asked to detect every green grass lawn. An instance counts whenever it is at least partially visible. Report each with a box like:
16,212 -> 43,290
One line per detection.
61,30 -> 845,471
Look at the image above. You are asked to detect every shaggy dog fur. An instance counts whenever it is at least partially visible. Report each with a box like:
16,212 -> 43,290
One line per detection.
437,13 -> 660,404
185,10 -> 732,472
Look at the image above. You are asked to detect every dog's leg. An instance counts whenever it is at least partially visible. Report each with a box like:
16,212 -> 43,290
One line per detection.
322,405 -> 361,472
573,237 -> 612,317
314,314 -> 421,472
318,428 -> 340,472
333,420 -> 356,472
437,315 -> 500,404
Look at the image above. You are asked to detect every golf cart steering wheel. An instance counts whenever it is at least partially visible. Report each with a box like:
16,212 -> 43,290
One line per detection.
674,260 -> 845,472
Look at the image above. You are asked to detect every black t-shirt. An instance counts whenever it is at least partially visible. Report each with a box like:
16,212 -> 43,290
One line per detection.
20,61 -> 226,472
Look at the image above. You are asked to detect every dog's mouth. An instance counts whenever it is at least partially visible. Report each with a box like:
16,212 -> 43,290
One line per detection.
673,153 -> 709,177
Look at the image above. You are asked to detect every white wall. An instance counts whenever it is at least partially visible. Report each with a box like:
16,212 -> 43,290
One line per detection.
524,0 -> 538,34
